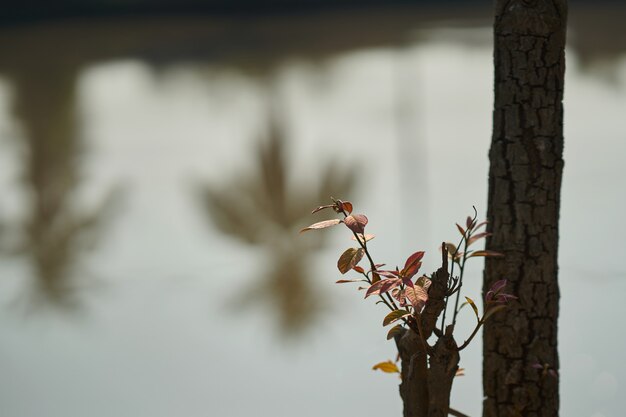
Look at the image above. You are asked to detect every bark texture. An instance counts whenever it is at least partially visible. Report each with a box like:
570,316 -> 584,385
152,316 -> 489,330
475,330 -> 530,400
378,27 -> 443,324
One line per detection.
484,1 -> 567,417
395,252 -> 459,417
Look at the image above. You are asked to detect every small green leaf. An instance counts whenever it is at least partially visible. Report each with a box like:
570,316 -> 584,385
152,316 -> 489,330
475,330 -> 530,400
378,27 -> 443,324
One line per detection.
465,297 -> 480,322
337,248 -> 364,274
386,324 -> 404,340
372,360 -> 399,374
382,309 -> 411,326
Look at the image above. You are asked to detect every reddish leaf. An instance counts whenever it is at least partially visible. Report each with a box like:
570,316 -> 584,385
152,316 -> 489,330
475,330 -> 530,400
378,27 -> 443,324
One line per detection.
456,223 -> 466,237
402,251 -> 425,279
467,232 -> 492,246
353,265 -> 365,274
474,220 -> 488,231
300,219 -> 341,233
336,279 -> 367,284
340,201 -> 354,214
376,269 -> 400,278
344,214 -> 368,234
386,324 -> 404,340
466,215 -> 475,230
372,361 -> 399,374
456,368 -> 466,377
468,250 -> 504,258
337,248 -> 364,274
365,278 -> 402,298
382,309 -> 411,326
371,272 -> 381,284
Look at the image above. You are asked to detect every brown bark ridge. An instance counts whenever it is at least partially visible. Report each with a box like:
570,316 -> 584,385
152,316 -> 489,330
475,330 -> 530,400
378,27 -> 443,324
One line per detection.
484,1 -> 566,417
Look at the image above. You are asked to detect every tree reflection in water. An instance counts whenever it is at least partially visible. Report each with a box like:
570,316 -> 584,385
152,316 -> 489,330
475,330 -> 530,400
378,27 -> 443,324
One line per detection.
200,119 -> 356,337
9,65 -> 119,309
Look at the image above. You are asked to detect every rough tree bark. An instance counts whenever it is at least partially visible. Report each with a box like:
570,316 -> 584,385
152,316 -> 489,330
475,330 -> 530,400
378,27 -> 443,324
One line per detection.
483,1 -> 567,417
394,250 -> 460,417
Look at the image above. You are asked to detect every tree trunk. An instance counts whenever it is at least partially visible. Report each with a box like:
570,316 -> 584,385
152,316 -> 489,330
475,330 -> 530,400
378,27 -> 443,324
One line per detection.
483,1 -> 567,417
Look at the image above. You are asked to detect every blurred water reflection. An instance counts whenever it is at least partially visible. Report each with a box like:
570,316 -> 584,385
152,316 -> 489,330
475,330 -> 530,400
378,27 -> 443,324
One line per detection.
200,117 -> 356,336
7,63 -> 120,307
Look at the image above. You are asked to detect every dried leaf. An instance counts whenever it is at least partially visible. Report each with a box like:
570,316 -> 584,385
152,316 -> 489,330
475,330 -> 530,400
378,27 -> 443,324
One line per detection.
337,248 -> 364,274
299,219 -> 341,233
382,309 -> 411,326
311,204 -> 335,214
344,214 -> 368,234
372,361 -> 399,374
465,296 -> 480,322
386,324 -> 404,340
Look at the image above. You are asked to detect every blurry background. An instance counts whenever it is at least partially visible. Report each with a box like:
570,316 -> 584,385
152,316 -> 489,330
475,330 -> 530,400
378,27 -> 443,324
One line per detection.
0,1 -> 625,416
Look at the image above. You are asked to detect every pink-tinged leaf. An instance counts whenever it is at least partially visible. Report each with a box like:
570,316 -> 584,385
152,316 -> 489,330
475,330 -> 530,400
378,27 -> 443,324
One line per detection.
466,215 -> 475,230
340,201 -> 354,214
531,363 -> 544,370
548,369 -> 558,379
465,296 -> 480,322
456,223 -> 466,237
365,278 -> 402,299
474,220 -> 488,231
337,248 -> 364,274
405,285 -> 428,312
489,279 -> 508,294
382,309 -> 411,326
351,233 -> 375,244
344,214 -> 368,234
391,289 -> 407,307
336,279 -> 367,284
455,368 -> 466,377
299,219 -> 341,233
376,269 -> 400,278
311,204 -> 335,214
467,232 -> 492,246
386,324 -> 404,340
482,304 -> 507,321
468,250 -> 504,258
402,251 -> 425,279
353,265 -> 365,274
372,361 -> 399,374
